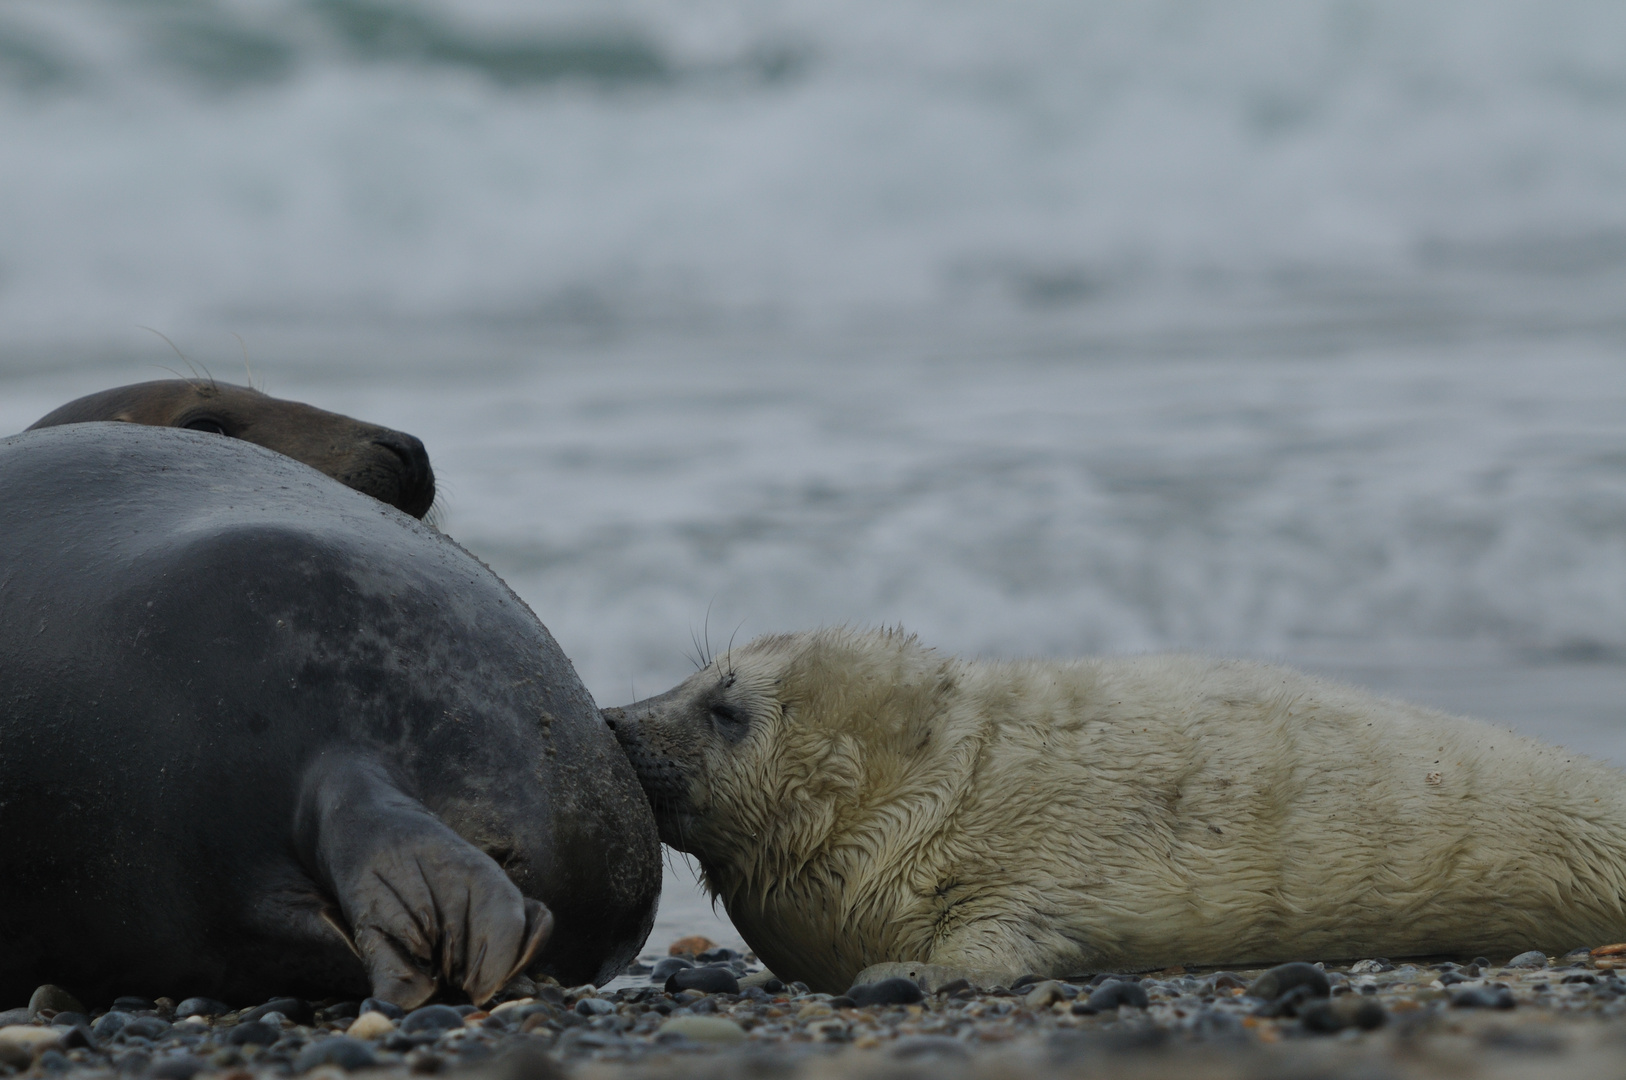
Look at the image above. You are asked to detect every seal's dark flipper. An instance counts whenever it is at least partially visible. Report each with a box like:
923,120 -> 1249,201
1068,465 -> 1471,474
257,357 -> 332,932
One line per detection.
296,753 -> 555,1008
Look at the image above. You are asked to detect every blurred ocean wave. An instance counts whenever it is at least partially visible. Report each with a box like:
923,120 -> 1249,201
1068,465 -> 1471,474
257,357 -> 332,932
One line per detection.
0,2 -> 1622,755
2,1 -> 1625,340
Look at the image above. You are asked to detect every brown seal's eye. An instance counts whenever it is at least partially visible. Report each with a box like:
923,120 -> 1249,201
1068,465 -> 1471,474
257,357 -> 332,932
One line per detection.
181,417 -> 228,435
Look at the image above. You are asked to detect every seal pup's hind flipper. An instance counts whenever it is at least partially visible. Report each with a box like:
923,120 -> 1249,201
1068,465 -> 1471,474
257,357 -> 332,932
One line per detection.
294,752 -> 553,1008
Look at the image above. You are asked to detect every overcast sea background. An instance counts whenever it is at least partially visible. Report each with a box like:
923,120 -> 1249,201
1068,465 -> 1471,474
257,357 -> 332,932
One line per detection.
2,0 -> 1625,955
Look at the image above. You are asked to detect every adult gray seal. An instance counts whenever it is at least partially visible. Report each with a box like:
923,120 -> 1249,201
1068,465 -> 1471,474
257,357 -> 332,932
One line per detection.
0,423 -> 658,1008
28,379 -> 435,518
606,627 -> 1626,993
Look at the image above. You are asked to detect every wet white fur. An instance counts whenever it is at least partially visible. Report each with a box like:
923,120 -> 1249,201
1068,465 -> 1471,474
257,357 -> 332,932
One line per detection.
642,629 -> 1626,992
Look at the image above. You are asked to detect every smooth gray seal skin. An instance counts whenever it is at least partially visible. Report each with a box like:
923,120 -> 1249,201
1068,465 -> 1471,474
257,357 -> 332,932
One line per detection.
28,379 -> 436,519
0,423 -> 659,1008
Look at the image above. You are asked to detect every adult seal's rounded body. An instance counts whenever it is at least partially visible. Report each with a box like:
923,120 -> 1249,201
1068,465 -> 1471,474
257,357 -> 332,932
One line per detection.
0,423 -> 659,1007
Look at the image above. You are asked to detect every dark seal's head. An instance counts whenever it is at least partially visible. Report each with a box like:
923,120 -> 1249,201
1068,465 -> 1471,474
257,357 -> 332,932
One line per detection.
28,379 -> 435,518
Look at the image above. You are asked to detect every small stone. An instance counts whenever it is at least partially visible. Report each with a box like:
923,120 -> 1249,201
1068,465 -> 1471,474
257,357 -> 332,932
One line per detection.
34,1049 -> 69,1073
1505,951 -> 1548,969
400,1005 -> 465,1035
295,1036 -> 378,1072
111,996 -> 155,1013
1247,962 -> 1331,1000
0,1010 -> 28,1027
1592,943 -> 1626,957
243,998 -> 313,1024
346,1012 -> 396,1040
91,1012 -> 131,1039
225,1020 -> 282,1046
1298,1000 -> 1347,1034
649,957 -> 695,981
665,966 -> 739,995
1080,980 -> 1150,1012
797,1002 -> 833,1020
174,998 -> 231,1019
573,998 -> 615,1016
1453,986 -> 1516,1009
657,1016 -> 746,1044
844,978 -> 924,1007
737,970 -> 782,992
359,998 -> 405,1020
1023,980 -> 1067,1008
667,935 -> 718,957
0,1025 -> 61,1053
147,1056 -> 208,1080
122,1016 -> 171,1040
695,948 -> 742,964
46,1012 -> 86,1029
27,986 -> 83,1018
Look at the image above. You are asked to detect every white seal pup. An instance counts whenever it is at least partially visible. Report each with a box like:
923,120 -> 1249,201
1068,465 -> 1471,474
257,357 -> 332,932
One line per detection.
603,628 -> 1626,993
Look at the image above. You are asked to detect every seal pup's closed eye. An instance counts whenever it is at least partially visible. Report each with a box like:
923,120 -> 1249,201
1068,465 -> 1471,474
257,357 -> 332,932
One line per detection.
605,627 -> 1626,994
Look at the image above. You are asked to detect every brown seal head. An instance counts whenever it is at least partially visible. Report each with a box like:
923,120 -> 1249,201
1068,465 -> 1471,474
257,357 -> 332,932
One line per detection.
28,379 -> 435,519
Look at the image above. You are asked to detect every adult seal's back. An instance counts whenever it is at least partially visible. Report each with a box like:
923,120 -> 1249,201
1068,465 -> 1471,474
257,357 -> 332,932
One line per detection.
0,423 -> 659,1007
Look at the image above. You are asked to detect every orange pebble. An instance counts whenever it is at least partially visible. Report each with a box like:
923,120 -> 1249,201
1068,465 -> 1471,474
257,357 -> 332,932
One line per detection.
668,934 -> 719,956
1591,943 -> 1626,957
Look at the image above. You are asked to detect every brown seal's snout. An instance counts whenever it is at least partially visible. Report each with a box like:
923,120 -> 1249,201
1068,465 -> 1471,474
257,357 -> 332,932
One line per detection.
28,380 -> 437,519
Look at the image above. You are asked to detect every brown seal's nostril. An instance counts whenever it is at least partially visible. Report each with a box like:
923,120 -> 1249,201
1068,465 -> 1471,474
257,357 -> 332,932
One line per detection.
372,431 -> 436,519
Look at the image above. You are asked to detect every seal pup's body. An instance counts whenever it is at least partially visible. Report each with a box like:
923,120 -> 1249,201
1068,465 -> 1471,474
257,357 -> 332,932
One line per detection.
0,424 -> 658,1006
606,628 -> 1626,993
29,379 -> 435,518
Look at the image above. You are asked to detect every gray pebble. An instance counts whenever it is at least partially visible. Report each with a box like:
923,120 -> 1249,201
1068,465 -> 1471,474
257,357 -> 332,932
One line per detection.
121,1016 -> 170,1040
91,1011 -> 132,1039
400,1005 -> 465,1035
1080,980 -> 1150,1012
294,1036 -> 377,1072
174,998 -> 230,1019
649,957 -> 695,981
1247,962 -> 1330,1000
28,985 -> 84,1018
225,1020 -> 281,1046
146,1055 -> 208,1080
665,967 -> 740,995
242,997 -> 312,1025
358,997 -> 404,1020
1506,950 -> 1549,969
845,978 -> 925,1007
1453,986 -> 1516,1009
34,1048 -> 69,1073
574,998 -> 616,1016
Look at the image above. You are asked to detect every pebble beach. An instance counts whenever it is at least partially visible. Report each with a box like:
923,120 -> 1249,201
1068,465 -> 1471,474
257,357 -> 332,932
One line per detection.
6,940 -> 1626,1080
